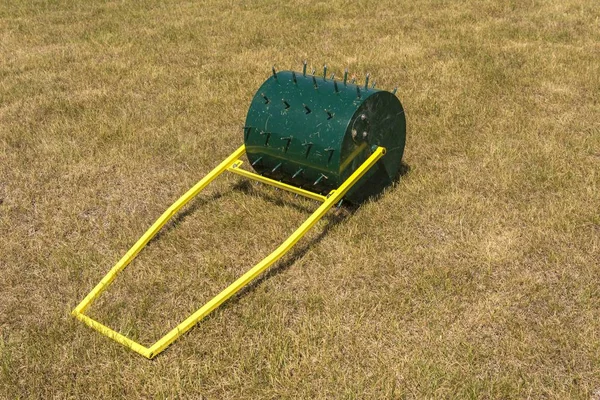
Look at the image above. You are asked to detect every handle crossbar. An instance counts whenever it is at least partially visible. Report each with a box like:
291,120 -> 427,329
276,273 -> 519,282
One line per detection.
72,145 -> 386,358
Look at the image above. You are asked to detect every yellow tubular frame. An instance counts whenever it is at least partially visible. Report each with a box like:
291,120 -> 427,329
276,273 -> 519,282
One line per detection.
72,145 -> 386,359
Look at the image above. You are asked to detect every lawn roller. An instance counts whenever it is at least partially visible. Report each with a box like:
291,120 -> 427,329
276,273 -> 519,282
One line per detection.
72,62 -> 406,358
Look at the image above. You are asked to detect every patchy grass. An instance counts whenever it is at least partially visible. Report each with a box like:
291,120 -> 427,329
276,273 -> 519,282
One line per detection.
1,0 -> 599,398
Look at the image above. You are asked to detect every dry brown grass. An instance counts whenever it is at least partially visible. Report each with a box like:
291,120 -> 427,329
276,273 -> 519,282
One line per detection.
1,0 -> 599,398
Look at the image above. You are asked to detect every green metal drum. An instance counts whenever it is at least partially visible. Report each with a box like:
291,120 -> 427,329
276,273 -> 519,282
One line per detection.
244,66 -> 406,203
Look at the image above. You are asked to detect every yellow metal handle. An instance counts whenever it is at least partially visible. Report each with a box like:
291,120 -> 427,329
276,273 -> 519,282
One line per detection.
72,145 -> 386,358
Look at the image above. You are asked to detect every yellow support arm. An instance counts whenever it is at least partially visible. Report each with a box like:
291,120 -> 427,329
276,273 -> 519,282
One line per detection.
72,145 -> 386,359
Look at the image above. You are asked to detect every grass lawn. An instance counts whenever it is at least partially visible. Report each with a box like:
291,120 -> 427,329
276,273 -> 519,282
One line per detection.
1,0 -> 599,398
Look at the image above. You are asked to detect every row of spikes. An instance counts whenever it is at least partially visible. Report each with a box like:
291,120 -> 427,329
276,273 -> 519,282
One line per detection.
250,155 -> 330,187
270,61 -> 398,96
259,93 -> 334,119
243,127 -> 336,161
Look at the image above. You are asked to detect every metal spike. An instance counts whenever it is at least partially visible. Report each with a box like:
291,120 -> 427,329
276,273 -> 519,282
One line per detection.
292,71 -> 297,84
392,87 -> 398,95
281,136 -> 292,152
303,104 -> 311,114
325,110 -> 333,120
334,80 -> 339,93
323,64 -> 327,80
364,73 -> 370,90
330,73 -> 335,80
356,86 -> 361,98
312,75 -> 318,89
260,131 -> 271,145
343,69 -> 348,86
271,163 -> 282,173
292,168 -> 304,179
251,156 -> 263,166
302,60 -> 307,76
282,99 -> 290,109
313,174 -> 328,185
302,141 -> 313,157
351,77 -> 356,84
272,66 -> 278,80
261,93 -> 270,104
325,147 -> 335,162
